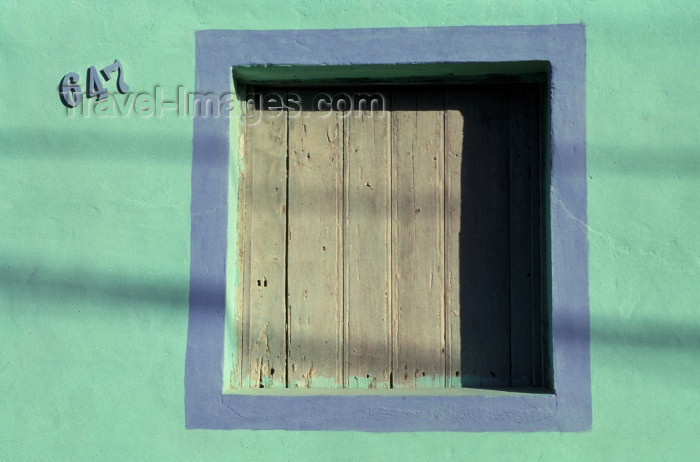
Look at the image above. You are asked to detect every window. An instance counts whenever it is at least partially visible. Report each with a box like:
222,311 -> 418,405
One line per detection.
186,25 -> 589,431
234,83 -> 547,391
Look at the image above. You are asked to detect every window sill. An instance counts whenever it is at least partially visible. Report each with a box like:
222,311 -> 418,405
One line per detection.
223,387 -> 553,396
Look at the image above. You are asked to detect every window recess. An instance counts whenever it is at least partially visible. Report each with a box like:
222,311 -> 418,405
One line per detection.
234,83 -> 547,391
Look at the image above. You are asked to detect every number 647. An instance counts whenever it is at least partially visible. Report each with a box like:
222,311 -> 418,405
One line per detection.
59,59 -> 130,108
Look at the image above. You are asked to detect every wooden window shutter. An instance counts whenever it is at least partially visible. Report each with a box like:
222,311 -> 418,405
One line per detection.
235,84 -> 545,390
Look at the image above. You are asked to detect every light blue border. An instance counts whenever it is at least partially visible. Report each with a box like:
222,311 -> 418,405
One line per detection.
185,25 -> 589,431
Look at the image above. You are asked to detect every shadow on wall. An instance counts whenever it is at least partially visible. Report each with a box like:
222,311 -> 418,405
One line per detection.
0,256 -> 697,354
1,258 -> 187,309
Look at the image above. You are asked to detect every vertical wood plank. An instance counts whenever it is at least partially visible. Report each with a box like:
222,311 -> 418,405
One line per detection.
344,98 -> 392,389
232,93 -> 252,390
287,92 -> 344,388
391,90 -> 445,388
445,91 -> 463,388
459,88 -> 511,388
243,92 -> 288,388
529,84 -> 544,388
509,86 -> 536,387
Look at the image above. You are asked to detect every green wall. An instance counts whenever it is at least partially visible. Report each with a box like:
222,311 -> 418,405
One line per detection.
1,1 -> 698,459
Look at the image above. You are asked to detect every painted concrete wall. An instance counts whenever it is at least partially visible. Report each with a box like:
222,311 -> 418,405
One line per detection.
0,0 -> 697,459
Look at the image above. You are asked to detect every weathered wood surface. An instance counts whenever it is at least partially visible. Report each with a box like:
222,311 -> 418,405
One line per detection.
287,92 -> 344,388
512,84 -> 544,387
238,85 -> 544,389
458,88 -> 511,387
243,95 -> 288,388
528,85 -> 544,388
391,90 -> 445,388
509,86 -> 538,387
445,92 -> 463,388
344,105 -> 392,389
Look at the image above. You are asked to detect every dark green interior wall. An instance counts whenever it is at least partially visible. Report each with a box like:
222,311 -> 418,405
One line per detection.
0,1 -> 697,460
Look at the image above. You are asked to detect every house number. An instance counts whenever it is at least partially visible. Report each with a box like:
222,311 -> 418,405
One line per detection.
59,59 -> 130,108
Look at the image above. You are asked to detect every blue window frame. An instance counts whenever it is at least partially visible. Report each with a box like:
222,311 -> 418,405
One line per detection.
186,24 -> 589,431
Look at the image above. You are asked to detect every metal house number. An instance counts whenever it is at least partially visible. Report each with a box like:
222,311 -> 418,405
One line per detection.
59,59 -> 130,108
